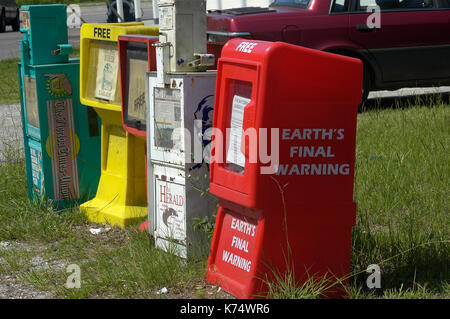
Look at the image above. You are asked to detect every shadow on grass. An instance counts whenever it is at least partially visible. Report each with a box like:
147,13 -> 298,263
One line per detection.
351,226 -> 449,296
361,91 -> 450,112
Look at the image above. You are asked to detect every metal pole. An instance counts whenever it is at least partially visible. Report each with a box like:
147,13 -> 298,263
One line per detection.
117,0 -> 124,22
134,0 -> 142,22
240,0 -> 246,7
103,0 -> 123,22
152,0 -> 159,24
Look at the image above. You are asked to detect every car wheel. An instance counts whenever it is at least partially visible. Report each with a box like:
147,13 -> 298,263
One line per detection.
0,10 -> 6,33
361,61 -> 372,105
12,10 -> 20,32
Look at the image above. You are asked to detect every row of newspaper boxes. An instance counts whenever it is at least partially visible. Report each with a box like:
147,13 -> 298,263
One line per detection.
17,5 -> 362,298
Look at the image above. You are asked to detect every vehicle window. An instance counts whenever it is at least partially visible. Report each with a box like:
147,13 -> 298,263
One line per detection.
357,0 -> 380,10
331,0 -> 350,12
398,0 -> 433,8
356,0 -> 434,10
271,0 -> 311,9
441,0 -> 450,7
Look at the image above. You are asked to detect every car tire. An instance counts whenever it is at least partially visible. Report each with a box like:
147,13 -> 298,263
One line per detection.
361,61 -> 372,105
0,10 -> 6,33
12,10 -> 20,32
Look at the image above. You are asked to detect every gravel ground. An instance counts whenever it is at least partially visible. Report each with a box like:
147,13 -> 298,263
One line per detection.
0,274 -> 53,299
0,241 -> 54,299
0,237 -> 233,299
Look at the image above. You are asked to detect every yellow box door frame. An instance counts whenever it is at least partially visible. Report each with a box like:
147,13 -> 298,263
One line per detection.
80,23 -> 158,227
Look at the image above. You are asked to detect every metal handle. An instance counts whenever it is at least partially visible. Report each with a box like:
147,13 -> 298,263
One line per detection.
357,24 -> 375,32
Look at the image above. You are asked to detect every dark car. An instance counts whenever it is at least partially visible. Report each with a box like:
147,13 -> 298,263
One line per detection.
0,0 -> 19,32
106,0 -> 138,23
207,0 -> 450,101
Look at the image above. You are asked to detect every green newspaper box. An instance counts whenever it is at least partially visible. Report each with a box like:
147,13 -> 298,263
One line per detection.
17,5 -> 101,209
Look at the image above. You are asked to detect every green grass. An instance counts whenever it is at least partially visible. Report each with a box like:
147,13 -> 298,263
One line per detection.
0,58 -> 20,105
1,101 -> 449,299
14,230 -> 207,298
351,101 -> 449,298
0,51 -> 448,298
0,158 -> 208,298
0,49 -> 80,105
258,99 -> 449,299
0,51 -> 213,299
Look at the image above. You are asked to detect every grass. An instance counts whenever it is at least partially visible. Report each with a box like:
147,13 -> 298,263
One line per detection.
12,230 -> 207,298
351,100 -> 449,298
0,51 -> 218,298
0,49 -> 79,105
0,139 -> 209,298
0,156 -> 209,298
0,56 -> 448,298
265,99 -> 449,299
0,58 -> 20,105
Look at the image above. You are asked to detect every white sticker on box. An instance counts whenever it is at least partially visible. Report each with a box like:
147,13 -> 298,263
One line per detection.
159,6 -> 174,30
226,95 -> 251,168
95,45 -> 119,101
154,88 -> 182,150
156,180 -> 186,242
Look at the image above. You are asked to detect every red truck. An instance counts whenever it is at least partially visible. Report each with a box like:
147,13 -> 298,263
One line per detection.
207,0 -> 450,101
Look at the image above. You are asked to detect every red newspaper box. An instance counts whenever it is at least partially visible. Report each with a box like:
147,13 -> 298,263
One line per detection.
118,35 -> 158,232
206,39 -> 363,298
118,35 -> 158,138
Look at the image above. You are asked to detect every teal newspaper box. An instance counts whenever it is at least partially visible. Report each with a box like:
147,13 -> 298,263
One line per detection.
17,4 -> 101,209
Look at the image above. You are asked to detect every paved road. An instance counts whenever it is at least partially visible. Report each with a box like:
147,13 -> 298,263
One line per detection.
0,1 -> 156,60
368,86 -> 450,100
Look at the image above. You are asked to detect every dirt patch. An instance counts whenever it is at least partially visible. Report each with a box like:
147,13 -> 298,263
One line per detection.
163,282 -> 235,299
0,274 -> 53,299
0,240 -> 62,299
0,225 -> 238,299
73,222 -> 132,245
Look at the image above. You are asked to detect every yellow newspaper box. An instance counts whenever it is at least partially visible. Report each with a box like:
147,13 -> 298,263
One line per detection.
80,23 -> 158,227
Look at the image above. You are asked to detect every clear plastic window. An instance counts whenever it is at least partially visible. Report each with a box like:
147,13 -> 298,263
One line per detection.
224,80 -> 252,174
24,76 -> 39,128
154,88 -> 182,149
125,42 -> 148,130
85,40 -> 121,106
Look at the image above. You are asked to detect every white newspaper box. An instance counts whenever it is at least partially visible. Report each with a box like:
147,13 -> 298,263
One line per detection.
146,71 -> 218,259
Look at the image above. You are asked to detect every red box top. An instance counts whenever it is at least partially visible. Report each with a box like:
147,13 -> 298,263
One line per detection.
210,38 -> 363,209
